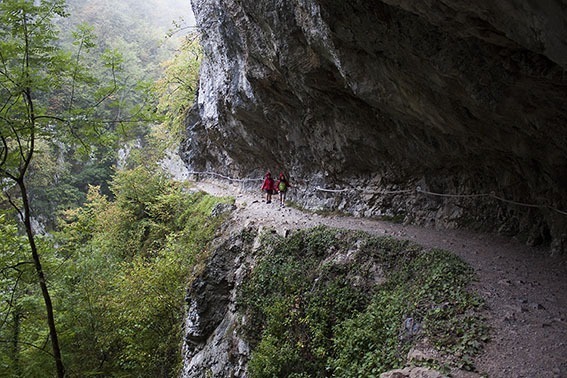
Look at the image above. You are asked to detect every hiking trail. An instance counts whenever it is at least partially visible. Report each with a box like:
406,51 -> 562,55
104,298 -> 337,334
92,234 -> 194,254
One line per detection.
194,179 -> 567,378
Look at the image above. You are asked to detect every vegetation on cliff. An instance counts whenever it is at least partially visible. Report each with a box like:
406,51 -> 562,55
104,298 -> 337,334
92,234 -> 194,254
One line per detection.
238,227 -> 488,377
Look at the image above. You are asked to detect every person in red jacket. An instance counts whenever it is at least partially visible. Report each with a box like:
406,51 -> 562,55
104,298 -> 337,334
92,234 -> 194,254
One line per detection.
275,172 -> 291,207
261,171 -> 276,204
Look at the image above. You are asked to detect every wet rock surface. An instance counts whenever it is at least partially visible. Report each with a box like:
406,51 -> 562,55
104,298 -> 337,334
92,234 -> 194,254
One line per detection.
181,234 -> 251,377
183,0 -> 567,252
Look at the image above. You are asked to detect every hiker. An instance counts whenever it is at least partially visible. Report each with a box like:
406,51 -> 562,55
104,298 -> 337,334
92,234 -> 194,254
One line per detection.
275,172 -> 291,207
261,171 -> 276,204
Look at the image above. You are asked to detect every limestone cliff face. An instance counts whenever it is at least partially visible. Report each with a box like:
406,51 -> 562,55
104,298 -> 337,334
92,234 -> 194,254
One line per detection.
181,0 -> 567,252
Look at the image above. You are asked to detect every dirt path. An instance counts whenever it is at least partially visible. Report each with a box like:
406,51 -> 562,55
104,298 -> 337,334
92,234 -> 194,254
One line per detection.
196,180 -> 567,378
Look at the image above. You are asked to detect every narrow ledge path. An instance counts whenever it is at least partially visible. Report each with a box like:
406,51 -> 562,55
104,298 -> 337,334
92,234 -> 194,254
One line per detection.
195,179 -> 567,378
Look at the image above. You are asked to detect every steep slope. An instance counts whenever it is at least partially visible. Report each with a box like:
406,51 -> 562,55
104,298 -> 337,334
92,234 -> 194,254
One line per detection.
181,0 -> 567,252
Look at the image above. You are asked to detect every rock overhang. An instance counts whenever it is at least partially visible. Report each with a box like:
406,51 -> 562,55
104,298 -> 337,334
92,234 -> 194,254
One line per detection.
182,0 -> 567,253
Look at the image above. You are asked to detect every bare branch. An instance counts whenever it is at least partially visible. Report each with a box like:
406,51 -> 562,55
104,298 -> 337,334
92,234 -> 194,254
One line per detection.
4,191 -> 24,222
0,135 -> 8,169
0,338 -> 55,358
0,270 -> 23,332
0,261 -> 33,274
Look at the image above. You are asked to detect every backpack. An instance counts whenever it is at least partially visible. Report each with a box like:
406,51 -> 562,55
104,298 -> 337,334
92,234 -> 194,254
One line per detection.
278,181 -> 287,191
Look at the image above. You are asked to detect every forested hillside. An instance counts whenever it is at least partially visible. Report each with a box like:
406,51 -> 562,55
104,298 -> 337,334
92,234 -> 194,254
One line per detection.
28,0 -> 194,224
0,0 -> 208,376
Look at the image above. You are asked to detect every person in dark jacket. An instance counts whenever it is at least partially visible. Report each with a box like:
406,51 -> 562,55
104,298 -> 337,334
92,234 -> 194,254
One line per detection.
261,171 -> 276,204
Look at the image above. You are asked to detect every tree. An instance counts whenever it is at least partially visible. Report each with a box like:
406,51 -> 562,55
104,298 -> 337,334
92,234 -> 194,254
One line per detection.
0,212 -> 58,377
0,214 -> 28,377
0,1 -> 133,376
0,2 -> 71,375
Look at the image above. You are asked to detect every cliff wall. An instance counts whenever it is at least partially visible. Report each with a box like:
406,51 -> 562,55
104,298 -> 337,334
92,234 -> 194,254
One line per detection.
181,0 -> 567,252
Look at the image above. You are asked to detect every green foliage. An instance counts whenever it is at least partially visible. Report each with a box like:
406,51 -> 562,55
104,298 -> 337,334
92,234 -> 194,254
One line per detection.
153,35 -> 202,149
0,0 -> 202,376
410,251 -> 489,371
0,212 -> 68,377
0,213 -> 30,376
3,0 -> 191,229
239,227 -> 370,377
1,0 -> 200,229
0,0 -> 67,176
332,292 -> 408,378
54,165 -> 233,377
25,140 -> 115,226
330,249 -> 481,376
0,2 -> 88,375
238,228 -> 488,377
63,0 -> 186,71
0,0 -> 156,219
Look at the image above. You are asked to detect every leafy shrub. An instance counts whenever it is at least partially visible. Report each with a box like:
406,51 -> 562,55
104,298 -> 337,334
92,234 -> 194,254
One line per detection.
54,167 -> 234,377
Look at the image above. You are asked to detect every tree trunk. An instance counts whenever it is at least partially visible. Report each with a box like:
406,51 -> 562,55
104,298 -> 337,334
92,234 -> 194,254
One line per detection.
18,179 -> 65,378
